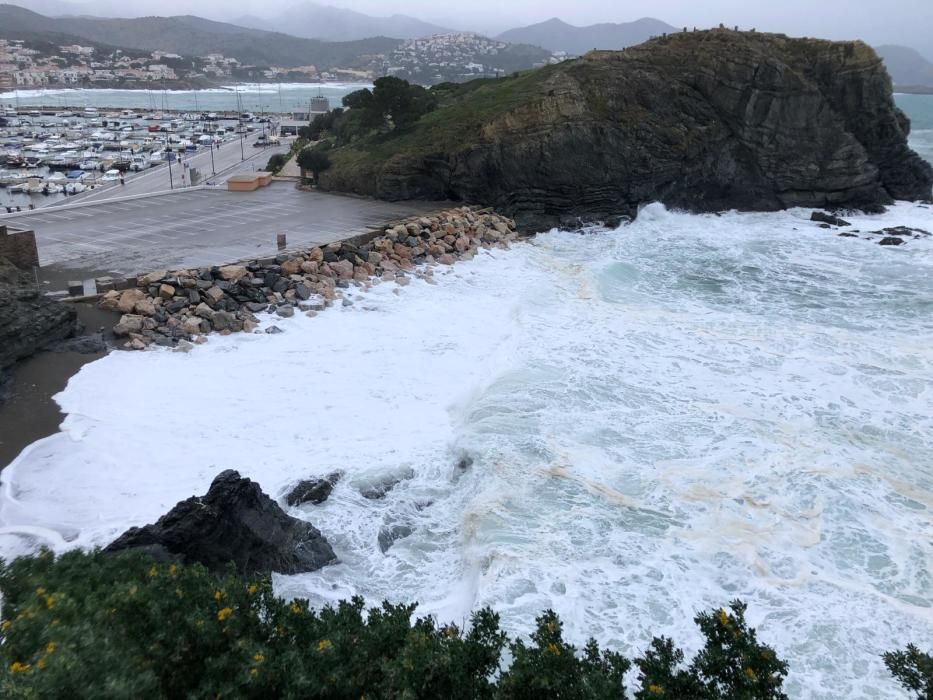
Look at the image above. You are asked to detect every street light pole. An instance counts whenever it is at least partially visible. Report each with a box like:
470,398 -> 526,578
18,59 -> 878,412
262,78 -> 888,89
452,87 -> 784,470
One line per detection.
165,135 -> 174,190
209,141 -> 216,175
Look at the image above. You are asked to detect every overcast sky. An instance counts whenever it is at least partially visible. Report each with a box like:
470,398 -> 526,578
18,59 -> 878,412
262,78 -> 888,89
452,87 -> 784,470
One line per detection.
47,0 -> 933,52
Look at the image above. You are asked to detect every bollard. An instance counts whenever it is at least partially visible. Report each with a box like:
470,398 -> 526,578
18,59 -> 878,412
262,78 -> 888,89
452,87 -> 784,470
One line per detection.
277,233 -> 286,250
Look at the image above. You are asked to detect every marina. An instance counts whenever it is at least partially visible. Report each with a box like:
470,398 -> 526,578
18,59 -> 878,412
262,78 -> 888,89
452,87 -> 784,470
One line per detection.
0,105 -> 283,210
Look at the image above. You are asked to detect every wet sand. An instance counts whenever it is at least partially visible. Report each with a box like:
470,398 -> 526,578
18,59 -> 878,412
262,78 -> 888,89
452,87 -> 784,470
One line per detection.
0,303 -> 117,470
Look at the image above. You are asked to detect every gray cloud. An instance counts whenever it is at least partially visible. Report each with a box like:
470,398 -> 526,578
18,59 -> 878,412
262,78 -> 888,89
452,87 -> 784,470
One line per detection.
42,0 -> 933,53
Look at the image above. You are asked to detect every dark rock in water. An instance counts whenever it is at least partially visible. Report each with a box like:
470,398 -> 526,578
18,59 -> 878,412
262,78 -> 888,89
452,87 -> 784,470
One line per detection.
0,286 -> 77,369
321,32 -> 933,229
378,524 -> 413,553
285,472 -> 343,506
859,203 -> 887,215
879,237 -> 906,246
361,469 -> 414,500
106,470 -> 336,575
457,455 -> 474,471
838,232 -> 859,238
818,223 -> 832,229
46,333 -> 108,354
265,325 -> 284,334
811,212 -> 852,227
876,226 -> 930,238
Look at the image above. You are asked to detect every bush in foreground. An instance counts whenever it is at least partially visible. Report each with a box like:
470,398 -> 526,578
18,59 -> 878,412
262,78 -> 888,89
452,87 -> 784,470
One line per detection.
0,550 -> 924,698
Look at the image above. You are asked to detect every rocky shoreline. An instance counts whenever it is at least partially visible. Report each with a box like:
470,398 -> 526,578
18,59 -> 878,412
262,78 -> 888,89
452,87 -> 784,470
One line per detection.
97,207 -> 520,350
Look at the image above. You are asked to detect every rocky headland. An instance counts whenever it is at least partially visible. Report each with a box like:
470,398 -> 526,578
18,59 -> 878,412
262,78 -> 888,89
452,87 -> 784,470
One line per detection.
97,207 -> 518,350
321,29 -> 933,230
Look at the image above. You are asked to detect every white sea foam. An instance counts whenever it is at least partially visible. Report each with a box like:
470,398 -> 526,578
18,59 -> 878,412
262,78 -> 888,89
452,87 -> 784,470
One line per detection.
2,203 -> 932,697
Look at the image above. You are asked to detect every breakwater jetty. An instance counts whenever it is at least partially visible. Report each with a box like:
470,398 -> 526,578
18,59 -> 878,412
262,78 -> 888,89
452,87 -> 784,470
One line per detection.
98,206 -> 519,350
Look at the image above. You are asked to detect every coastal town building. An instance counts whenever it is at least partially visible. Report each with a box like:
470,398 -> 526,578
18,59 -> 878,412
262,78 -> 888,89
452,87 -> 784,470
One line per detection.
0,32 -> 561,90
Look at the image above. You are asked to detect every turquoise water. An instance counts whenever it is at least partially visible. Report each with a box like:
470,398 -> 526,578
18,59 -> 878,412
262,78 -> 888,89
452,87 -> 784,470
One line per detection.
897,94 -> 933,165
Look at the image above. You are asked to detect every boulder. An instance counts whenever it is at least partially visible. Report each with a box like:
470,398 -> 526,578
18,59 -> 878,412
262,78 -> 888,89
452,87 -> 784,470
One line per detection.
113,314 -> 144,337
134,298 -> 156,316
138,270 -> 167,286
811,211 -> 852,227
117,288 -> 146,313
280,259 -> 301,276
105,470 -> 336,575
285,472 -> 343,507
211,310 -> 236,331
879,236 -> 906,246
378,523 -> 413,554
158,284 -> 175,300
218,265 -> 248,282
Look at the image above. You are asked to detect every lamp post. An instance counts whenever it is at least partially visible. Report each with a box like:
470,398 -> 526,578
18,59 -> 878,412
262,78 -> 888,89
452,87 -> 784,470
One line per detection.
165,135 -> 174,190
209,140 -> 216,175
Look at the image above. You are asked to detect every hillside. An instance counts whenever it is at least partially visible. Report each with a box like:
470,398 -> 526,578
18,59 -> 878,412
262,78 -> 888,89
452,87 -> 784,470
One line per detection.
0,4 -> 400,69
234,2 -> 452,42
320,30 -> 932,229
876,45 -> 933,89
497,17 -> 677,55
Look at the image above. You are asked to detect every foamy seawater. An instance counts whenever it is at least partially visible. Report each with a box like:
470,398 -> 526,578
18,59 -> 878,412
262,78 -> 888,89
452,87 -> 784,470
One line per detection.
2,203 -> 933,697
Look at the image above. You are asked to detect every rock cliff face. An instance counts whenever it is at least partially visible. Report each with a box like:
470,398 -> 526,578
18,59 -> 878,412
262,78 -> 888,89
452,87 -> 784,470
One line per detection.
0,283 -> 77,369
323,30 -> 933,229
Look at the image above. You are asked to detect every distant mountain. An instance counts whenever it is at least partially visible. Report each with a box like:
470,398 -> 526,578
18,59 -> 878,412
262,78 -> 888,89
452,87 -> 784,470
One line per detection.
0,4 -> 401,69
235,2 -> 453,42
876,45 -> 933,88
497,17 -> 677,55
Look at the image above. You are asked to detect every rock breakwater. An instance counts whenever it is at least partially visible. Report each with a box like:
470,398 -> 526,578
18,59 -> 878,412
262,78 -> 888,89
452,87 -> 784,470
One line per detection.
98,207 -> 519,350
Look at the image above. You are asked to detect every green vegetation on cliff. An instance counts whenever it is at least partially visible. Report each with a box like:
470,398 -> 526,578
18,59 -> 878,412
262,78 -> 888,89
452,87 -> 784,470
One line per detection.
0,550 -> 929,698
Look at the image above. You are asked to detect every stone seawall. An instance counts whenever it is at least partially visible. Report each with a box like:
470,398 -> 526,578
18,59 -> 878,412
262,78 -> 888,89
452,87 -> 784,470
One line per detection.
98,207 -> 519,350
0,225 -> 39,272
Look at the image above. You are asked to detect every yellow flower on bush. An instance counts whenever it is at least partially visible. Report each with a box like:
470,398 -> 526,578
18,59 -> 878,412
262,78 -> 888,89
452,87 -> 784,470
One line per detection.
46,642 -> 57,654
318,639 -> 332,652
744,667 -> 758,681
169,564 -> 178,577
9,661 -> 31,673
717,609 -> 730,627
1,620 -> 11,631
148,565 -> 158,578
37,658 -> 46,670
45,595 -> 56,610
217,607 -> 233,621
247,584 -> 258,595
253,653 -> 265,663
35,587 -> 46,597
214,590 -> 225,602
648,684 -> 663,695
545,643 -> 561,656
290,602 -> 301,615
250,668 -> 258,677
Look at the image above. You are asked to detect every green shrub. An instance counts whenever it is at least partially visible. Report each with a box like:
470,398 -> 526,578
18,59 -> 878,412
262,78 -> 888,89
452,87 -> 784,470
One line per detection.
884,645 -> 933,699
9,548 -> 912,700
264,153 -> 287,173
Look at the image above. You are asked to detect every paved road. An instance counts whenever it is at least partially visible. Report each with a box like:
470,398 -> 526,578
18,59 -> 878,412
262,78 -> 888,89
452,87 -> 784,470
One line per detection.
2,183 -> 441,287
46,132 -> 291,206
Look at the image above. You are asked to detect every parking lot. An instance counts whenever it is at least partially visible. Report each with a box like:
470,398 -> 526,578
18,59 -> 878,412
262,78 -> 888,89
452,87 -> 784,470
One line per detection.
2,184 -> 441,286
